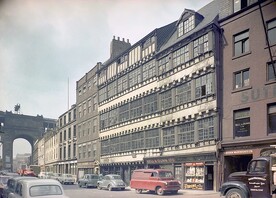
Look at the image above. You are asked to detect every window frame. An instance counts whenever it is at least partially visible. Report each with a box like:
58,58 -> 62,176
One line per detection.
234,108 -> 250,137
233,30 -> 250,57
234,69 -> 250,89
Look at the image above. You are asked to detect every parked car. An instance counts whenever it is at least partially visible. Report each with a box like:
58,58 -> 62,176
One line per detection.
130,169 -> 181,195
97,174 -> 126,191
2,176 -> 38,198
37,172 -> 52,179
58,174 -> 75,185
50,173 -> 62,181
7,179 -> 68,198
78,174 -> 99,188
0,176 -> 11,198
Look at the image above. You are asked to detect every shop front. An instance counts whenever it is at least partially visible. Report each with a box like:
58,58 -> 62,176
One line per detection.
145,152 -> 217,190
77,161 -> 99,180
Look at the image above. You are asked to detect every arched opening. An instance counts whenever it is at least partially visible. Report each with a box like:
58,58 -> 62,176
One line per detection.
13,138 -> 32,172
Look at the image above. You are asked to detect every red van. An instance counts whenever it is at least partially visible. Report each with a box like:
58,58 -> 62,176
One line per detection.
130,169 -> 181,195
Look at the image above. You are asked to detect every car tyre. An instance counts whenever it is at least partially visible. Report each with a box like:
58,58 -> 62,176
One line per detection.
225,188 -> 246,198
156,186 -> 164,196
78,182 -> 82,188
135,189 -> 142,194
108,185 -> 112,191
97,184 -> 102,190
121,188 -> 125,191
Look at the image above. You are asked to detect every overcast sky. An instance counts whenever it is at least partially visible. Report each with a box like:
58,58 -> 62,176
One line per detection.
0,0 -> 212,156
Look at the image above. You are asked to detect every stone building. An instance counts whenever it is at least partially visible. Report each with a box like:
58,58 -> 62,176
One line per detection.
219,0 -> 276,182
57,105 -> 77,175
76,64 -> 102,178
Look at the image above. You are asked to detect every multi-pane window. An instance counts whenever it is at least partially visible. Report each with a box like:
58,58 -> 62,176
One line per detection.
59,131 -> 62,143
184,15 -> 195,34
93,95 -> 97,111
173,45 -> 189,67
267,61 -> 276,81
129,67 -> 141,87
145,129 -> 160,148
233,0 -> 257,13
107,80 -> 117,98
198,117 -> 215,141
234,30 -> 249,56
117,54 -> 128,73
268,19 -> 276,45
93,118 -> 97,133
109,108 -> 118,126
179,122 -> 195,144
159,56 -> 170,74
234,108 -> 250,137
132,132 -> 144,150
63,130 -> 66,141
142,37 -> 156,58
87,144 -> 91,157
100,112 -> 108,129
160,90 -> 172,110
101,140 -> 109,155
178,15 -> 195,37
193,34 -> 208,57
73,143 -> 76,158
143,60 -> 156,80
234,69 -> 250,89
83,102 -> 86,116
268,103 -> 276,133
73,125 -> 76,137
195,73 -> 213,99
78,125 -> 81,138
92,143 -> 96,157
98,70 -> 106,85
82,145 -> 86,159
110,137 -> 120,153
78,146 -> 82,159
117,75 -> 128,93
130,99 -> 142,119
163,127 -> 175,146
68,127 -> 71,139
88,99 -> 91,113
119,104 -> 129,122
176,82 -> 191,105
68,144 -> 71,159
144,93 -> 158,115
120,135 -> 131,151
99,87 -> 107,103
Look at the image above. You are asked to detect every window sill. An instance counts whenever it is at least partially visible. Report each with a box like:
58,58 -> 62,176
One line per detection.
232,51 -> 252,60
265,80 -> 276,86
231,86 -> 252,94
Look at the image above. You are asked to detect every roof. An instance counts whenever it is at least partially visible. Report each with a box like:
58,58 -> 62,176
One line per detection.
22,179 -> 62,186
159,0 -> 219,52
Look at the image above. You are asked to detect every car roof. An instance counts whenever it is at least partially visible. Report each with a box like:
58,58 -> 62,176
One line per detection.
10,176 -> 38,181
21,179 -> 62,186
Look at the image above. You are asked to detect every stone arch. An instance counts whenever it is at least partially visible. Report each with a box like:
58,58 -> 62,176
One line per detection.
0,111 -> 56,172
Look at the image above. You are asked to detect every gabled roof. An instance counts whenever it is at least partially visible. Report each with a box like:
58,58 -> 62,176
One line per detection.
159,0 -> 219,52
176,8 -> 196,26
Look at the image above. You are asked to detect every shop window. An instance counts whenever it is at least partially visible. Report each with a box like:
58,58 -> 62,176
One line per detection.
268,103 -> 276,133
234,69 -> 250,89
268,19 -> 276,45
234,108 -> 250,137
234,30 -> 249,57
267,61 -> 276,81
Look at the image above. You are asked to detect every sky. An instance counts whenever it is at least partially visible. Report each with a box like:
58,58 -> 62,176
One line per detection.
0,0 -> 212,156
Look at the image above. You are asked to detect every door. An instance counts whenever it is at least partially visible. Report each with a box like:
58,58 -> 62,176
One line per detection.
205,165 -> 213,190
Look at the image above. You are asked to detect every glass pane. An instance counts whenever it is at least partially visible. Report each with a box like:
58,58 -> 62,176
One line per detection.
234,43 -> 242,56
235,72 -> 242,88
268,29 -> 276,45
243,70 -> 249,86
268,63 -> 276,81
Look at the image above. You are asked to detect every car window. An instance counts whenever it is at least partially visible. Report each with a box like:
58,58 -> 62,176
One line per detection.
30,185 -> 62,196
91,175 -> 99,179
159,171 -> 173,178
112,175 -> 121,180
104,176 -> 109,180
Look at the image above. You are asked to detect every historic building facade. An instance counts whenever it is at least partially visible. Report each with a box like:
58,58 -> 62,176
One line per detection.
57,105 -> 77,175
76,65 -> 102,178
97,1 -> 222,190
219,0 -> 276,182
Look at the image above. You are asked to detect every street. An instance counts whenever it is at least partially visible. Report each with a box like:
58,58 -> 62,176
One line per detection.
63,184 -> 221,198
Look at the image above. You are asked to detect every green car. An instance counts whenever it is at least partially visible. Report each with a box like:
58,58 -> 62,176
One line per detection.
78,174 -> 99,188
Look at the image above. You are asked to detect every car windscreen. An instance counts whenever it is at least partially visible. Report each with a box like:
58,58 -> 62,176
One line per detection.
111,175 -> 122,180
29,185 -> 62,196
158,171 -> 173,178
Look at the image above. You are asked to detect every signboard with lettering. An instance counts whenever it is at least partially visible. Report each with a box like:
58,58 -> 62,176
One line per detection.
235,118 -> 250,137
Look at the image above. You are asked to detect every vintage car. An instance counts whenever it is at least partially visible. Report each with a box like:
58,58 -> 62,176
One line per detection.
2,176 -> 38,198
58,174 -> 75,185
78,174 -> 99,188
50,173 -> 62,181
130,169 -> 181,195
97,174 -> 126,191
0,176 -> 11,198
7,179 -> 69,198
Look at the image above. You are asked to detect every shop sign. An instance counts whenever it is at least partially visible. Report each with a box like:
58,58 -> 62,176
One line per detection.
185,162 -> 204,166
146,158 -> 175,164
235,118 -> 250,137
224,149 -> 253,156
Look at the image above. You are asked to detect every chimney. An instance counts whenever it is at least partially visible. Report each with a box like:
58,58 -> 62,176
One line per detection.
110,36 -> 131,59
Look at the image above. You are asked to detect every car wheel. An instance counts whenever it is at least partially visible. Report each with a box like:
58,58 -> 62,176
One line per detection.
78,183 -> 82,188
108,185 -> 112,191
225,188 -> 246,198
135,189 -> 142,194
97,184 -> 102,190
121,188 -> 125,191
156,186 -> 164,196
